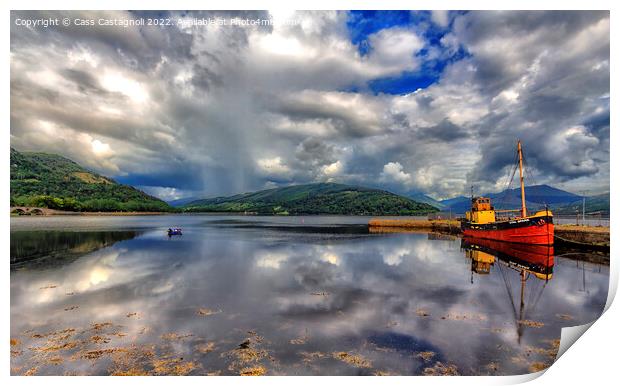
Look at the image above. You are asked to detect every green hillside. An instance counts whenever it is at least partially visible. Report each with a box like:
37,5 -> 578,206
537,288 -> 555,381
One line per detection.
183,182 -> 439,215
10,148 -> 173,212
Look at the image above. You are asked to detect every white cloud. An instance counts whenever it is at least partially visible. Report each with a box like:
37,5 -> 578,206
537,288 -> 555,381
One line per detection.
254,34 -> 311,58
277,90 -> 387,137
547,125 -> 600,175
91,139 -> 112,156
492,89 -> 520,106
322,160 -> 343,176
67,46 -> 100,67
320,251 -> 341,266
245,12 -> 423,88
270,114 -> 336,137
256,252 -> 289,269
431,10 -> 450,28
257,157 -> 291,177
381,162 -> 413,187
382,246 -> 411,266
100,72 -> 149,104
367,27 -> 424,72
139,186 -> 186,201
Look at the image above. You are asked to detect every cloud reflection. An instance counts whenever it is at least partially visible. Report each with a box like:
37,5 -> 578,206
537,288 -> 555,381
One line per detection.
11,223 -> 609,375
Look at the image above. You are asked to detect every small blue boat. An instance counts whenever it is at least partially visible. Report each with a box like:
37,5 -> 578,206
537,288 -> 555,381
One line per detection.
167,227 -> 182,236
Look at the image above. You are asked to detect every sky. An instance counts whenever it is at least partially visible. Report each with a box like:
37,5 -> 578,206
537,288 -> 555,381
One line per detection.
9,10 -> 610,201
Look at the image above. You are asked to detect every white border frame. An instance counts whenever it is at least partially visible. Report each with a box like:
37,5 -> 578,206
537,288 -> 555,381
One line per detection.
2,2 -> 616,385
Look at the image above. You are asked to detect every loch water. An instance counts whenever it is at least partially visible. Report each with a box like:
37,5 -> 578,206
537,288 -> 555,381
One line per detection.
10,215 -> 609,376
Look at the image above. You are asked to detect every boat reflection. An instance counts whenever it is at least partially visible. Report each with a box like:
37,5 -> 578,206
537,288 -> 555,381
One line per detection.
462,237 -> 554,281
462,237 -> 554,344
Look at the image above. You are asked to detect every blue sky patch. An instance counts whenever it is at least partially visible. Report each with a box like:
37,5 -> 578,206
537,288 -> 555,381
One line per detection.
346,10 -> 469,95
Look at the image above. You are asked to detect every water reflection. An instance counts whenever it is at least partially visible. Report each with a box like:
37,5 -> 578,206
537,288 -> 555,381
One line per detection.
462,238 -> 554,345
10,231 -> 140,270
10,218 -> 609,376
462,237 -> 554,280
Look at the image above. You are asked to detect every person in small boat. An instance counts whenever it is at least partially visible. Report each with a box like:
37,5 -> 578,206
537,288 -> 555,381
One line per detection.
167,228 -> 182,236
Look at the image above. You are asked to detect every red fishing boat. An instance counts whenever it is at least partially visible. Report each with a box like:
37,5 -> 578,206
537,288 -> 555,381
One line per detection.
461,141 -> 554,245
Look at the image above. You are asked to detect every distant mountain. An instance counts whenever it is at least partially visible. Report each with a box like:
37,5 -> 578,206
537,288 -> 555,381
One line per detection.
549,193 -> 609,215
407,192 -> 446,209
183,182 -> 439,215
10,148 -> 174,212
438,196 -> 469,211
513,185 -> 583,204
168,196 -> 201,207
440,185 -> 583,213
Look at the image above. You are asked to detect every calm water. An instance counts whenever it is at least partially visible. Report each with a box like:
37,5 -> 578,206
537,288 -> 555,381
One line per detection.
10,215 -> 609,376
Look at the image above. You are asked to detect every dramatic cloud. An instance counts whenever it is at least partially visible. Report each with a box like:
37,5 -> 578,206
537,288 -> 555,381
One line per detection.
10,10 -> 609,200
381,162 -> 414,187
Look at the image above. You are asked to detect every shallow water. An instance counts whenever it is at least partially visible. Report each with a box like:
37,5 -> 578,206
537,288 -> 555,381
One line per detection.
10,215 -> 609,376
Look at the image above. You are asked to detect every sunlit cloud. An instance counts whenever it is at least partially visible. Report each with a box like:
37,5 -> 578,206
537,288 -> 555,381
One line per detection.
100,72 -> 149,103
256,251 -> 290,269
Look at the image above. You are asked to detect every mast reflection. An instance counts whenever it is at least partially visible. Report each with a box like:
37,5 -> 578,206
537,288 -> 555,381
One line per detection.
462,237 -> 554,344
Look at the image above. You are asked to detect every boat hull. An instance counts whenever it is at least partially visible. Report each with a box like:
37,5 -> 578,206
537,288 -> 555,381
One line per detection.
461,214 -> 553,245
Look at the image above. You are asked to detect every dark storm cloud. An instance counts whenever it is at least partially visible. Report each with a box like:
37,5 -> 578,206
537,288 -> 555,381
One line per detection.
9,10 -> 609,200
294,138 -> 337,166
278,287 -> 381,319
418,118 -> 469,142
190,63 -> 223,91
10,78 -> 60,104
11,10 -> 196,71
453,11 -> 610,193
60,68 -> 108,95
270,94 -> 383,138
293,261 -> 339,288
453,11 -> 609,94
582,105 -> 610,135
521,94 -> 582,123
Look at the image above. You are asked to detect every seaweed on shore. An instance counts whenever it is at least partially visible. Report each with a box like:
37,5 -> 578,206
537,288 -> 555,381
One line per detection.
421,362 -> 459,376
332,351 -> 372,368
221,331 -> 273,375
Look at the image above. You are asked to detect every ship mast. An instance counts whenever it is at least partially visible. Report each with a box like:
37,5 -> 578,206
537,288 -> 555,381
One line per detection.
518,270 -> 526,344
517,140 -> 527,218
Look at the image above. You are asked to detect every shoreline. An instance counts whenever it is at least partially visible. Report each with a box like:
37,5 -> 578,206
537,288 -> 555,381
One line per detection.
11,207 -> 172,216
10,207 -> 437,217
